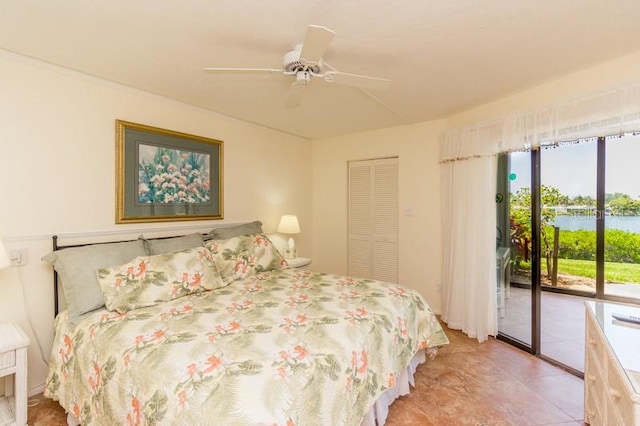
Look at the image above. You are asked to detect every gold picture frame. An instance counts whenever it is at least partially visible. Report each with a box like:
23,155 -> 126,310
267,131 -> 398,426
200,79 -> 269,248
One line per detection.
115,120 -> 223,223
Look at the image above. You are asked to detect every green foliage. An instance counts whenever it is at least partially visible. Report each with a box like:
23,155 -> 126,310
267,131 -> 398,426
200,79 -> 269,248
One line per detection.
555,229 -> 596,261
570,194 -> 596,206
609,196 -> 640,215
555,228 -> 640,264
510,185 -> 566,274
604,229 -> 640,263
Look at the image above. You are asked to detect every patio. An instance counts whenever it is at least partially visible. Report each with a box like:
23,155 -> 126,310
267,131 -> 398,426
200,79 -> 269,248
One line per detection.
499,287 -> 588,372
499,276 -> 640,373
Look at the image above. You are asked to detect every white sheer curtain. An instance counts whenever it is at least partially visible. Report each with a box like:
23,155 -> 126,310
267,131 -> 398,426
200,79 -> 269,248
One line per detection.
441,155 -> 497,341
442,81 -> 640,163
440,79 -> 640,342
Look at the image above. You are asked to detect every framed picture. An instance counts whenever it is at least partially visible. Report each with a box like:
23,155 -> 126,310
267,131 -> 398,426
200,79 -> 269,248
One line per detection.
115,120 -> 223,223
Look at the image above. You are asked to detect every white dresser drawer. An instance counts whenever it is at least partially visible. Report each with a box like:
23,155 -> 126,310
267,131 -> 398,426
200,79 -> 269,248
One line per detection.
584,334 -> 606,426
606,350 -> 636,426
585,312 -> 605,369
584,372 -> 605,425
0,350 -> 15,370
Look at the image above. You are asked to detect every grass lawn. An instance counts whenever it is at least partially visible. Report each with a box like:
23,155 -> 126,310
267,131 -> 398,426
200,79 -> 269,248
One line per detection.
519,258 -> 640,284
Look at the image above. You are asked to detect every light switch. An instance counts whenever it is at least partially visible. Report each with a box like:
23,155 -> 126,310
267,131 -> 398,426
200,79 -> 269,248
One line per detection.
10,248 -> 27,266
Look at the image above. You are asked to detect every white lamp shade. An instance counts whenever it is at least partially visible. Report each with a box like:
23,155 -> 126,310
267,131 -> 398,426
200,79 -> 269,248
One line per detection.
0,241 -> 11,270
277,215 -> 301,234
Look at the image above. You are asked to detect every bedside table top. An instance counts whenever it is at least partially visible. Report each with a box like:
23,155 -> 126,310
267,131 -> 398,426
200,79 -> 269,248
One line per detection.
0,323 -> 29,352
286,257 -> 312,268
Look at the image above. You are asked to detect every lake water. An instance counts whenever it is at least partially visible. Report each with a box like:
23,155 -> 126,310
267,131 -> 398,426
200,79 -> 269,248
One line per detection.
553,215 -> 640,233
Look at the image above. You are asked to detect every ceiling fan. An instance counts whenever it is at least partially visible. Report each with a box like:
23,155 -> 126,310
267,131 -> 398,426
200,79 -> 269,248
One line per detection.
203,25 -> 392,108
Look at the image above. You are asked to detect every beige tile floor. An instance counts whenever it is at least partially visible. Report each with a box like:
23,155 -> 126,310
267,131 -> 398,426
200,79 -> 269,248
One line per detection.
28,323 -> 585,425
499,287 -> 589,372
385,325 -> 585,425
500,280 -> 640,374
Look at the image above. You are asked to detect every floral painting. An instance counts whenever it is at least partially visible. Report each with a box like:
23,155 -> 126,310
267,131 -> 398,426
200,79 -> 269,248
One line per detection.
116,120 -> 223,223
138,145 -> 211,204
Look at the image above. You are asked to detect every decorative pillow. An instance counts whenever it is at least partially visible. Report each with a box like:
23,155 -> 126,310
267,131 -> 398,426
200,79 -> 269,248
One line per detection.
42,239 -> 148,323
96,246 -> 225,313
142,232 -> 204,255
205,234 -> 287,284
204,221 -> 263,241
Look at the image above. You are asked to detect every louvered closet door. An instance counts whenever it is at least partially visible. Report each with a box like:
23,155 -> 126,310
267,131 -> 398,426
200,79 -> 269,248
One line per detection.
348,158 -> 399,283
348,162 -> 373,278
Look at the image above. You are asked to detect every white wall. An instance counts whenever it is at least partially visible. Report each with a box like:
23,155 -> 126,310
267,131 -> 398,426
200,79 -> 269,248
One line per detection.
311,121 -> 446,311
447,49 -> 640,127
310,48 -> 640,319
0,50 -> 311,394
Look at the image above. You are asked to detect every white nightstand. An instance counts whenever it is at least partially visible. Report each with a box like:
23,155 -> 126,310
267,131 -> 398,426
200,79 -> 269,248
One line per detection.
0,323 -> 29,426
286,257 -> 312,271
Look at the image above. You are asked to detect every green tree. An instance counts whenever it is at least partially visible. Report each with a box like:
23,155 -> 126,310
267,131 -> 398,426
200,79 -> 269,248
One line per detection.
510,185 -> 566,277
605,192 -> 629,203
570,194 -> 595,207
609,196 -> 640,216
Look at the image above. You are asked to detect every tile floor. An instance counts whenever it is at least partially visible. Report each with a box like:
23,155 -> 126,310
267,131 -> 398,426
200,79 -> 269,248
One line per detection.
385,325 -> 585,425
28,324 -> 585,425
499,287 -> 589,372
500,277 -> 640,374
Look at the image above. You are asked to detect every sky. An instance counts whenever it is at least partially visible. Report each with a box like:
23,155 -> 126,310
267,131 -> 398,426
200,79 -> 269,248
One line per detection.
509,133 -> 640,199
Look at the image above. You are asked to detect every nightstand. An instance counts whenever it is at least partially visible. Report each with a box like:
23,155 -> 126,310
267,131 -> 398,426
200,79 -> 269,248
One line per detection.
286,257 -> 312,271
0,323 -> 29,426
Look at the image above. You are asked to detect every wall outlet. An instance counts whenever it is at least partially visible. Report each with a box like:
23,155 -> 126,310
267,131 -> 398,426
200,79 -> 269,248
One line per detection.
10,248 -> 27,266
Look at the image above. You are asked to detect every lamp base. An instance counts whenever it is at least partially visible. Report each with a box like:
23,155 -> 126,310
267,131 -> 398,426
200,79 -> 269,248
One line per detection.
285,237 -> 297,259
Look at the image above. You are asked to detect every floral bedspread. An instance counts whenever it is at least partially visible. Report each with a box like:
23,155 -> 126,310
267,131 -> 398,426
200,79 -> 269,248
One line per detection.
45,269 -> 448,426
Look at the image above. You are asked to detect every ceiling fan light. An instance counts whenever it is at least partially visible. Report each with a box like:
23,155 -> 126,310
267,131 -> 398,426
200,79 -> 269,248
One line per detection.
295,71 -> 311,85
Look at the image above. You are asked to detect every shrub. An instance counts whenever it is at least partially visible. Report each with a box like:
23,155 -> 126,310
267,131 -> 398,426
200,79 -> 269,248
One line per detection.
555,228 -> 640,264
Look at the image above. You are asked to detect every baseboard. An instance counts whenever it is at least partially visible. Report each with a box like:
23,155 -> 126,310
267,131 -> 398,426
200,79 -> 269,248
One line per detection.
28,382 -> 44,397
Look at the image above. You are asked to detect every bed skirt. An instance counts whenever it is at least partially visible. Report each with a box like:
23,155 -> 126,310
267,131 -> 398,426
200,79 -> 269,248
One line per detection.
360,347 -> 436,426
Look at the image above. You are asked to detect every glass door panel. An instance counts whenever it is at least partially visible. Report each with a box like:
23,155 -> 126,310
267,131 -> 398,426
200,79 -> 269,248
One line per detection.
605,134 -> 640,302
540,141 -> 597,295
539,140 -> 596,372
498,151 -> 532,346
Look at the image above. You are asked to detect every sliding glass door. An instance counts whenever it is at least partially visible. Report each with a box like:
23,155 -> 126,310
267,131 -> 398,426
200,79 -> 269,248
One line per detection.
497,151 -> 532,346
540,140 -> 597,296
604,134 -> 640,303
498,134 -> 640,373
538,140 -> 597,372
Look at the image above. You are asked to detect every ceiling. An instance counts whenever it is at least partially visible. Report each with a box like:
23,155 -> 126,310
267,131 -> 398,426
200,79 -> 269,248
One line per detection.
2,1 -> 640,139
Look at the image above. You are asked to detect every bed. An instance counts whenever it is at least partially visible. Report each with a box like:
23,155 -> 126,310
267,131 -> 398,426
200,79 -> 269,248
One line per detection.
42,226 -> 448,426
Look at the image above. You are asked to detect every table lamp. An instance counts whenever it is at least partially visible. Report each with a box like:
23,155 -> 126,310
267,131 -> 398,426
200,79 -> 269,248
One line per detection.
277,215 -> 300,259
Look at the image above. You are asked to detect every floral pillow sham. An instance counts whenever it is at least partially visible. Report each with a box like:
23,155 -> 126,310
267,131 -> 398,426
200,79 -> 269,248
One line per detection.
205,234 -> 287,284
96,246 -> 224,313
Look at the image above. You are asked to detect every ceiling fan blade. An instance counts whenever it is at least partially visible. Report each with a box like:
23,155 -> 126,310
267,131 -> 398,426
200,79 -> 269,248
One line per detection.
284,82 -> 307,108
299,25 -> 335,64
329,71 -> 392,91
203,67 -> 282,74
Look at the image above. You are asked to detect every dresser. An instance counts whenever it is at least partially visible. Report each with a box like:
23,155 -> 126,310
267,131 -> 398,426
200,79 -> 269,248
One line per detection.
0,323 -> 30,426
584,301 -> 640,425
